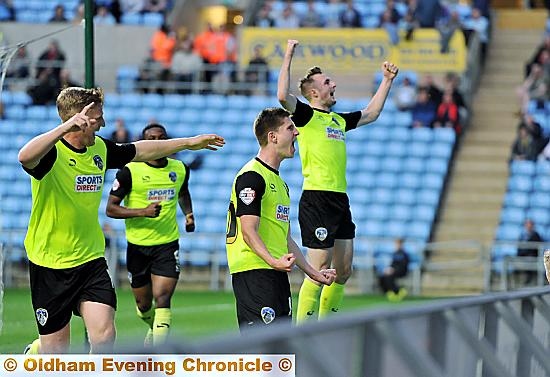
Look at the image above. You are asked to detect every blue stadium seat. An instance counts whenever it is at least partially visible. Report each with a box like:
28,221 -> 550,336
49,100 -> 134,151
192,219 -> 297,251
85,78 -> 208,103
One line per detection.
376,172 -> 398,189
162,94 -> 185,109
361,156 -> 381,172
393,111 -> 413,128
141,93 -> 164,109
380,157 -> 403,173
503,191 -> 529,208
389,204 -> 413,222
417,189 -> 440,207
536,160 -> 550,176
433,128 -> 456,144
500,207 -> 526,225
364,140 -> 385,156
423,173 -> 444,191
121,12 -> 142,25
386,220 -> 408,238
401,173 -> 422,190
386,141 -> 406,158
403,157 -> 425,174
157,109 -> 181,125
526,208 -> 550,226
371,187 -> 395,205
430,143 -> 453,161
425,158 -> 449,175
414,204 -> 435,223
348,186 -> 372,204
408,141 -> 429,158
411,127 -> 434,143
507,175 -> 533,192
407,221 -> 431,241
142,12 -> 164,27
529,192 -> 550,209
534,176 -> 550,192
366,203 -> 389,221
495,223 -> 522,241
391,127 -> 411,142
510,160 -> 536,176
5,105 -> 26,120
364,126 -> 389,142
364,220 -> 384,238
184,94 -> 207,109
394,188 -> 417,206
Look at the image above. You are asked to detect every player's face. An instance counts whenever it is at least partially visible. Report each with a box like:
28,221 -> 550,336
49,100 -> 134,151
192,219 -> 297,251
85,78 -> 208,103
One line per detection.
275,117 -> 299,159
81,105 -> 104,147
143,127 -> 168,140
313,73 -> 337,107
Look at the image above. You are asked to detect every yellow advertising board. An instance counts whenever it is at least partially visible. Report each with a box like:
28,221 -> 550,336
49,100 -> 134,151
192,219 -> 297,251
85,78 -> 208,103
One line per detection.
239,28 -> 466,74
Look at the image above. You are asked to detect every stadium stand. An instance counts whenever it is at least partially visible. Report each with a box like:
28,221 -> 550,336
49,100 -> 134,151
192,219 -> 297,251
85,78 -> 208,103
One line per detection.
0,91 -> 456,285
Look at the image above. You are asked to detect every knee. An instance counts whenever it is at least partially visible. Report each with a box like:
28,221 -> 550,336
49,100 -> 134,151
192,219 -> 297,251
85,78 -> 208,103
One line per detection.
90,324 -> 116,352
154,292 -> 173,308
336,266 -> 353,284
135,298 -> 153,313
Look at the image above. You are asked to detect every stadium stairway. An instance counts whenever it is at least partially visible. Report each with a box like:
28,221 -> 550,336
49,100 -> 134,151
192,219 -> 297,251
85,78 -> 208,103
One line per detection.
422,14 -> 544,296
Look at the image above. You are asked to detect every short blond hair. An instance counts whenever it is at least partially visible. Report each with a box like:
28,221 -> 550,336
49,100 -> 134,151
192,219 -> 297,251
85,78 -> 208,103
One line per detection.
56,87 -> 104,122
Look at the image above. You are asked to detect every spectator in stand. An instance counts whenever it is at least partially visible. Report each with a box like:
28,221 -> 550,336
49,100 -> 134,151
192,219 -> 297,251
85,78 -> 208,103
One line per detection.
411,88 -> 437,128
525,35 -> 550,77
437,8 -> 462,54
171,39 -> 203,94
109,0 -> 122,23
378,238 -> 410,301
144,0 -> 167,13
150,23 -> 176,94
6,46 -> 30,79
245,45 -> 270,96
325,0 -> 343,28
519,114 -> 547,155
462,7 -> 489,65
379,9 -> 400,45
36,40 -> 66,83
394,76 -> 417,111
120,0 -> 145,14
517,219 -> 544,284
211,24 -> 237,94
419,74 -> 443,106
433,90 -> 461,133
382,0 -> 402,24
516,62 -> 548,114
300,0 -> 324,27
110,119 -> 132,143
414,0 -> 443,28
398,8 -> 419,41
49,4 -> 68,23
27,69 -> 59,105
94,5 -> 117,25
511,125 -> 539,161
193,23 -> 218,89
443,72 -> 468,125
58,68 -> 81,91
253,4 -> 275,27
340,0 -> 362,28
72,3 -> 85,25
275,3 -> 300,28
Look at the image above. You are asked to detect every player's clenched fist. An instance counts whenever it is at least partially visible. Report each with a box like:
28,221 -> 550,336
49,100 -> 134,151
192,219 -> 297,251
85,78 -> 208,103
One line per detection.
382,61 -> 399,80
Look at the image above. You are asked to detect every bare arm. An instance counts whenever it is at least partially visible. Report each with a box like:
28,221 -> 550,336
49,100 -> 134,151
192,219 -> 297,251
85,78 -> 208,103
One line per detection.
240,215 -> 296,272
178,186 -> 195,232
277,39 -> 299,113
18,102 -> 96,169
132,134 -> 224,162
105,194 -> 161,219
357,61 -> 399,127
287,232 -> 336,285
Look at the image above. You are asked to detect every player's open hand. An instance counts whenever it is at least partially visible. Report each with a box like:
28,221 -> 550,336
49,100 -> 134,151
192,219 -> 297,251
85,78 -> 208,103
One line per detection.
143,202 -> 161,218
187,134 -> 225,151
382,61 -> 399,80
271,253 -> 296,272
64,102 -> 97,133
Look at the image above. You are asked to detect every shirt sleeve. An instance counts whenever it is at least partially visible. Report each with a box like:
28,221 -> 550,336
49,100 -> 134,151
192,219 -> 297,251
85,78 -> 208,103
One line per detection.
109,166 -> 132,199
291,98 -> 314,127
102,137 -> 137,170
234,171 -> 266,217
338,111 -> 361,132
22,145 -> 57,180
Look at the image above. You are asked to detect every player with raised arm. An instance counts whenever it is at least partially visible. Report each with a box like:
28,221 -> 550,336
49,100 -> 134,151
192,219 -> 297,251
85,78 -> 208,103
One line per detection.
277,40 -> 398,322
106,123 -> 196,347
19,87 -> 223,354
226,107 -> 335,330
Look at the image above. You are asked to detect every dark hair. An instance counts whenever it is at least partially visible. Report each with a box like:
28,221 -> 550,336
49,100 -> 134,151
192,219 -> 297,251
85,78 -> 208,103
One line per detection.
141,123 -> 167,139
299,66 -> 323,99
253,107 -> 291,146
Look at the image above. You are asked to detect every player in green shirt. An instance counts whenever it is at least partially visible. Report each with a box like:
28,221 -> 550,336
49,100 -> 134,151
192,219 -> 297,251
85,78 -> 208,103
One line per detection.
106,123 -> 195,347
226,107 -> 335,330
19,87 -> 224,354
277,39 -> 398,322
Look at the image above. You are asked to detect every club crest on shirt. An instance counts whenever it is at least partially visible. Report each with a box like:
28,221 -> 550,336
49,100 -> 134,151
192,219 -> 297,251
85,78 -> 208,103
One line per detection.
315,227 -> 328,241
239,188 -> 255,205
36,308 -> 48,326
261,307 -> 275,324
93,155 -> 104,170
326,126 -> 344,141
169,171 -> 177,182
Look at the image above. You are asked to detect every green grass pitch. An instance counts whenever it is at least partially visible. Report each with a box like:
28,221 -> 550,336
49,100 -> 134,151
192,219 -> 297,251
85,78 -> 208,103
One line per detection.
0,288 -> 423,353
